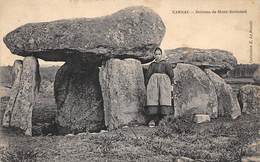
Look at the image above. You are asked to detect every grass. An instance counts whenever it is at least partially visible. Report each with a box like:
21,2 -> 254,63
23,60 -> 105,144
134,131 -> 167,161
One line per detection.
1,110 -> 259,161
0,146 -> 45,162
1,66 -> 259,161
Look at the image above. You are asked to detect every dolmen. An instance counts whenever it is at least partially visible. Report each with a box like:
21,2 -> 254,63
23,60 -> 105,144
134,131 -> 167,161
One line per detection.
2,6 -> 166,135
164,48 -> 241,120
3,5 -> 244,136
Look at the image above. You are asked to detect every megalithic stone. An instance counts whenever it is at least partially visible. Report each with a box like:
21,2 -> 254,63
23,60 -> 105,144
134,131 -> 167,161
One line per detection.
165,47 -> 237,76
54,61 -> 104,134
3,6 -> 165,64
2,60 -> 23,127
8,56 -> 40,136
11,60 -> 23,86
99,58 -> 146,129
173,63 -> 218,118
205,69 -> 241,119
238,85 -> 260,114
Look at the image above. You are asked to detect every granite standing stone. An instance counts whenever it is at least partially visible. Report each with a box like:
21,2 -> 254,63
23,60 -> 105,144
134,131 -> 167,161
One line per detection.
173,63 -> 218,118
54,61 -> 104,134
205,69 -> 241,119
2,60 -> 23,127
6,57 -> 40,135
99,58 -> 146,129
238,85 -> 260,114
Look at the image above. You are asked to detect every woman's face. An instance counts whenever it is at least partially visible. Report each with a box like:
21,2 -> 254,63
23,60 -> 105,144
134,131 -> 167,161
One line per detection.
154,49 -> 162,61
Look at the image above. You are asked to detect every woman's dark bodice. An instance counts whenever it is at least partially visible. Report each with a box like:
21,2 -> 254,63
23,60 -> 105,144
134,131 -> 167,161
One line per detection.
145,60 -> 174,85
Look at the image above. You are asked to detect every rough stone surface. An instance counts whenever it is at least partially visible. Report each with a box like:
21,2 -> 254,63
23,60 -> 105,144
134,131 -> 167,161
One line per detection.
99,58 -> 146,129
226,64 -> 259,78
3,57 -> 40,136
193,114 -> 210,124
165,47 -> 237,75
238,85 -> 260,114
2,60 -> 23,127
253,65 -> 260,85
54,61 -> 104,134
11,60 -> 23,86
205,69 -> 241,119
173,63 -> 218,118
4,6 -> 165,64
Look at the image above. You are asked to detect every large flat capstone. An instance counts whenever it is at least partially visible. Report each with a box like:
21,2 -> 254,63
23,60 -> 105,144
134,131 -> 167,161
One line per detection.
4,6 -> 165,63
165,47 -> 237,75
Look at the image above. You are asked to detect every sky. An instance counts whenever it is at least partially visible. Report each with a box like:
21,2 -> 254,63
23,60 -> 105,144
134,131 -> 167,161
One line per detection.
0,0 -> 259,66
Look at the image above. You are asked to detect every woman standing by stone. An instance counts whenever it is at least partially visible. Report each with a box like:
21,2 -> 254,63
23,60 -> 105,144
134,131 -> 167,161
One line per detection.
145,47 -> 174,126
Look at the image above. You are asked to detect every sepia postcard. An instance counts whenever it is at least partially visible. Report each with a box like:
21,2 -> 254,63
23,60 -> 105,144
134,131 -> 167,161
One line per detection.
0,0 -> 259,161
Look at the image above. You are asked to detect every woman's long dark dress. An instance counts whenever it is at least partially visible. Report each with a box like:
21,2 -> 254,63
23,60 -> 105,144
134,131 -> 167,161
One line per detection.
145,60 -> 174,116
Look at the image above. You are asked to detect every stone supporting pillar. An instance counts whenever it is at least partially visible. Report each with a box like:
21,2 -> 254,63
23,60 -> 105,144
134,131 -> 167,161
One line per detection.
3,56 -> 40,136
54,61 -> 104,134
2,60 -> 23,127
173,63 -> 218,118
99,58 -> 146,129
